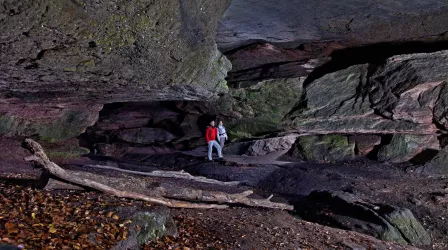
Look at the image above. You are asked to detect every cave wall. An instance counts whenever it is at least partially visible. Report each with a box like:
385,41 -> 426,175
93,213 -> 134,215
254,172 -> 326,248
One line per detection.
3,0 -> 448,165
0,0 -> 232,103
0,0 -> 232,142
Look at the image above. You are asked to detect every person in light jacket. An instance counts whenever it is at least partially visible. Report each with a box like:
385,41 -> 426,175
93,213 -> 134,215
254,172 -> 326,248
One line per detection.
217,120 -> 228,150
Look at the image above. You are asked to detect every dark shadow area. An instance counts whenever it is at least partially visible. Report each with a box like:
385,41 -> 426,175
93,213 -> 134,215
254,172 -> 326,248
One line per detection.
409,149 -> 439,165
0,178 -> 37,187
196,114 -> 216,136
366,134 -> 393,160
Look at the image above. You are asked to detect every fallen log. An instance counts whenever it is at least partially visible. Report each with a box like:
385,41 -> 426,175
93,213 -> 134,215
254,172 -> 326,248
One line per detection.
83,164 -> 240,186
154,185 -> 293,210
23,139 -> 293,210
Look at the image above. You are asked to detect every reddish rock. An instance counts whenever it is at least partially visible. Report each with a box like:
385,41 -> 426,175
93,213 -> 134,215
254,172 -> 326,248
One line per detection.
349,135 -> 382,156
0,136 -> 38,175
0,102 -> 102,140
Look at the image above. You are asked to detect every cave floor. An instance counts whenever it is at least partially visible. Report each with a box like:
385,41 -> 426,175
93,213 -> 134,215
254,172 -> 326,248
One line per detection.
1,150 -> 448,249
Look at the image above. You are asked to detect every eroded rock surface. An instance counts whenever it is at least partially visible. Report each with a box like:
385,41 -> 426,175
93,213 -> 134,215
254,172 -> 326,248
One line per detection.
0,0 -> 232,103
218,0 -> 448,52
0,102 -> 102,140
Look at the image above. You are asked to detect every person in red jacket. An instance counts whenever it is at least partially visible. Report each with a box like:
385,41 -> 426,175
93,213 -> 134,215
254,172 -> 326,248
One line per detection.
206,120 -> 223,161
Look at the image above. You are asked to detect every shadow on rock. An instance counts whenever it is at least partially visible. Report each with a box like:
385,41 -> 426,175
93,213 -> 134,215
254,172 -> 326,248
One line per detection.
293,191 -> 431,246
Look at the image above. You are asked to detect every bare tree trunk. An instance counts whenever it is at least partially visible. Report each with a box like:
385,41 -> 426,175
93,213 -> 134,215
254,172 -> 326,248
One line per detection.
84,164 -> 240,186
23,139 -> 293,210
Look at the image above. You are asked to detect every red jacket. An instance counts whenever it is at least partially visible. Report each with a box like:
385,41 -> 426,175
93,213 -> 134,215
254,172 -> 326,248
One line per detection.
206,126 -> 218,143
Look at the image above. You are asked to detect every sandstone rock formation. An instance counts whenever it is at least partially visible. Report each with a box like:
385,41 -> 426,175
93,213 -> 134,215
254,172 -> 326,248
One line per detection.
284,50 -> 448,162
177,77 -> 304,140
218,0 -> 448,52
0,0 -> 231,141
0,0 -> 232,103
0,103 -> 102,140
3,0 -> 448,164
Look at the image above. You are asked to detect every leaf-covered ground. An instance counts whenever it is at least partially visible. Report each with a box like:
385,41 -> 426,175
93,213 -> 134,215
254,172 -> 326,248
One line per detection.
1,173 -> 420,250
0,180 -> 131,249
0,173 -> 234,250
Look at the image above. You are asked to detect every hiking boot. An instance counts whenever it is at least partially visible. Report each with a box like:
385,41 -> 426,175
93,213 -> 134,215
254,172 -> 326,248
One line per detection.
208,159 -> 214,162
217,157 -> 224,161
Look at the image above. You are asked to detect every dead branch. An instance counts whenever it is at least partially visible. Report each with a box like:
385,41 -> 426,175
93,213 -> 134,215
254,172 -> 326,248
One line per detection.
23,139 -> 293,210
23,139 -> 227,209
84,164 -> 240,186
154,185 -> 293,210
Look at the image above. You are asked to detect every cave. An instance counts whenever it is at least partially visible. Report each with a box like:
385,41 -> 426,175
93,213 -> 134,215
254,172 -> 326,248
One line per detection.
2,0 -> 448,249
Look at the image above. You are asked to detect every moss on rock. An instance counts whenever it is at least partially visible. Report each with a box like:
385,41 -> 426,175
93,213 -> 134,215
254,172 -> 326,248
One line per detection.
288,134 -> 355,162
221,77 -> 304,140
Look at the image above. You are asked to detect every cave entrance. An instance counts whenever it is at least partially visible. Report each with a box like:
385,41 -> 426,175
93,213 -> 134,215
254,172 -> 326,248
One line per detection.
78,101 -> 215,156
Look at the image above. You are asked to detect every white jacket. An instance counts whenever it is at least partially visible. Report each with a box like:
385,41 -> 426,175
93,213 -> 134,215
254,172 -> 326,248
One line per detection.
217,125 -> 228,140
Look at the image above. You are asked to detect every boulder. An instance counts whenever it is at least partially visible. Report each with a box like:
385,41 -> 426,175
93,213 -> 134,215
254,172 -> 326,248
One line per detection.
381,206 -> 432,246
111,207 -> 177,250
287,135 -> 355,162
349,135 -> 382,156
244,135 -> 298,156
377,134 -> 440,163
295,191 -> 431,246
117,128 -> 176,144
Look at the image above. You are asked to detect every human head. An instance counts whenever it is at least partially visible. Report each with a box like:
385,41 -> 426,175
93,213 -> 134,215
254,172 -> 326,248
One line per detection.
219,120 -> 223,126
210,120 -> 215,127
